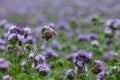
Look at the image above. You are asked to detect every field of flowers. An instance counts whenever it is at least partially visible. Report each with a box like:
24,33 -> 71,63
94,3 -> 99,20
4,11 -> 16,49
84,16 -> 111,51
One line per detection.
0,0 -> 120,80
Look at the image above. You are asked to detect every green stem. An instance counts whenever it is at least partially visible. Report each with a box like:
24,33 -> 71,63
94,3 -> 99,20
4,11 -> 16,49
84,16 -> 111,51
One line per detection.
34,38 -> 44,80
13,56 -> 17,80
36,38 -> 44,55
21,44 -> 31,80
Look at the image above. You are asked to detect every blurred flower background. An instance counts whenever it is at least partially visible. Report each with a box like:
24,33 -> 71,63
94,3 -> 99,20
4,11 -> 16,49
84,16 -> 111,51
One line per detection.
0,0 -> 120,24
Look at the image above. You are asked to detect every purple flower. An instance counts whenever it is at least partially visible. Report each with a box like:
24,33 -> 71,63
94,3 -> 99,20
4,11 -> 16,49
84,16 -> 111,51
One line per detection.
77,34 -> 89,41
57,20 -> 71,31
105,18 -> 120,30
35,54 -> 46,64
66,69 -> 76,80
88,33 -> 98,40
97,70 -> 109,80
0,38 -> 5,51
36,63 -> 50,76
52,39 -> 61,50
92,60 -> 104,74
0,58 -> 9,72
0,38 -> 5,45
43,48 -> 59,59
7,25 -> 31,44
66,53 -> 75,62
75,60 -> 84,68
75,49 -> 92,63
103,50 -> 114,60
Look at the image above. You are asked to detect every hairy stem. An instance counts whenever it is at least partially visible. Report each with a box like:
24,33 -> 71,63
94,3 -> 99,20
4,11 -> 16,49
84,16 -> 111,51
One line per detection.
21,44 -> 31,80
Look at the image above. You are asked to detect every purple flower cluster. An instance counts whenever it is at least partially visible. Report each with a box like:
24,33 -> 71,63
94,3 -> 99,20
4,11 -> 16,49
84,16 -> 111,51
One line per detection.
74,49 -> 92,67
92,60 -> 104,74
97,70 -> 109,80
77,33 -> 98,42
7,25 -> 31,44
36,63 -> 50,76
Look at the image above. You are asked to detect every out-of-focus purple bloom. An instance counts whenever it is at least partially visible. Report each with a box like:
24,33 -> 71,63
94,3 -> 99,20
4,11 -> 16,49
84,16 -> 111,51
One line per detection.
105,18 -> 120,30
75,49 -> 92,63
77,34 -> 89,41
97,70 -> 109,80
88,33 -> 98,40
103,50 -> 114,59
77,33 -> 98,41
23,35 -> 36,44
66,53 -> 75,62
0,38 -> 5,51
0,58 -> 9,71
43,48 -> 59,59
75,60 -> 84,68
92,60 -> 104,74
115,30 -> 120,39
36,63 -> 50,76
66,69 -> 76,80
0,45 -> 5,51
0,38 -> 5,45
52,39 -> 62,50
35,54 -> 46,64
0,20 -> 7,27
57,20 -> 71,31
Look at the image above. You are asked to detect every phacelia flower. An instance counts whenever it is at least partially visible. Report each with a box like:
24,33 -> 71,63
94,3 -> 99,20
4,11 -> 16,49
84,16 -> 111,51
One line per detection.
66,53 -> 75,62
35,54 -> 46,64
7,33 -> 18,44
7,25 -> 31,44
75,49 -> 92,63
88,33 -> 98,40
77,34 -> 89,41
0,58 -> 9,72
0,38 -> 5,51
75,60 -> 84,68
105,18 -> 120,30
36,63 -> 50,76
66,69 -> 76,80
92,60 -> 104,74
43,48 -> 59,59
97,70 -> 109,80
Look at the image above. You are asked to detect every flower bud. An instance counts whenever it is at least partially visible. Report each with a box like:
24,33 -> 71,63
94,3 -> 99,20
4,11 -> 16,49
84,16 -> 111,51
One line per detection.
41,26 -> 56,41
